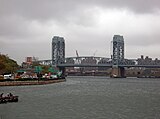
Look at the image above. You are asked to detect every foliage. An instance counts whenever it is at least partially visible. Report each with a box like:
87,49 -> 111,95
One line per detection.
42,65 -> 50,74
0,54 -> 19,74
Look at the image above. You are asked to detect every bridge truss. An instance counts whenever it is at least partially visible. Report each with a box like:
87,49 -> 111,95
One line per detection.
36,56 -> 135,67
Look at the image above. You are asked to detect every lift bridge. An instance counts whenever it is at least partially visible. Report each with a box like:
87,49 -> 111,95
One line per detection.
36,35 -> 160,78
37,57 -> 136,67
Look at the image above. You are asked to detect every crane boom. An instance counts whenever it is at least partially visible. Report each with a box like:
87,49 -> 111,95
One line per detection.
76,50 -> 79,58
76,50 -> 80,64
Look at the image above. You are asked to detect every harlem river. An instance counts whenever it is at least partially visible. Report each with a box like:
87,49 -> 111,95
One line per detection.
0,77 -> 160,119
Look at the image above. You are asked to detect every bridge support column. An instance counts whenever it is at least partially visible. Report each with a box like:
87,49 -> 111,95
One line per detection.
111,66 -> 126,78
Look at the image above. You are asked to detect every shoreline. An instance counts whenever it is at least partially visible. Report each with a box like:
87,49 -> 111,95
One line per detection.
0,79 -> 66,86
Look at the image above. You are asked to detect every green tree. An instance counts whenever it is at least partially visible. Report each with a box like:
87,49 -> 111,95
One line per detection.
0,54 -> 19,74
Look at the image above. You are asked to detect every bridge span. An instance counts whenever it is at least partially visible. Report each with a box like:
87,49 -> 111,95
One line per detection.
39,35 -> 160,78
57,64 -> 160,68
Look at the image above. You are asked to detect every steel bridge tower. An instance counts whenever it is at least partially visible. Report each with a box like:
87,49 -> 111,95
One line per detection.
111,35 -> 125,78
112,35 -> 124,65
52,36 -> 65,65
52,36 -> 65,77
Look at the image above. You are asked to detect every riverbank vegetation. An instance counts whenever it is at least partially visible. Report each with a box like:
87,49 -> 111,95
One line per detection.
0,54 -> 19,75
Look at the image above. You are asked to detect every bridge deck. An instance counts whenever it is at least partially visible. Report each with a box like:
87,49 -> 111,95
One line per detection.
58,64 -> 160,68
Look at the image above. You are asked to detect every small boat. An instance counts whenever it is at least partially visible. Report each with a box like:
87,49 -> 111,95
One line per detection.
5,96 -> 19,102
0,93 -> 18,104
0,97 -> 7,104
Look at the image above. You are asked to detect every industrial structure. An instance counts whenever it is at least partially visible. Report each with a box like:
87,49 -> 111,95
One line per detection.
52,36 -> 65,66
111,35 -> 125,77
34,35 -> 160,78
112,35 -> 124,65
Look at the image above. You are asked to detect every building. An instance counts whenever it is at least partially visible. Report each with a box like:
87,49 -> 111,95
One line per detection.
26,57 -> 32,64
52,36 -> 65,65
137,55 -> 160,65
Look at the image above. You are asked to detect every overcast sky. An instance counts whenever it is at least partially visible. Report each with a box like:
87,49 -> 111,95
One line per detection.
0,0 -> 160,64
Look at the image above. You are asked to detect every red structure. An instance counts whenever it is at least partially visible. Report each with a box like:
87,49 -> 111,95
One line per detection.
26,57 -> 33,64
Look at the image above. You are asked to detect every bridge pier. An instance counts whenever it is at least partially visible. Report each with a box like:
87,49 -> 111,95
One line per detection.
111,66 -> 126,78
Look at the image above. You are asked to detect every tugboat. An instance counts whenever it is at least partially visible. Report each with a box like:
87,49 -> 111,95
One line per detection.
0,93 -> 18,104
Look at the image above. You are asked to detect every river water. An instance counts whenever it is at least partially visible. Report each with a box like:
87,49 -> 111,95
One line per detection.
0,77 -> 160,119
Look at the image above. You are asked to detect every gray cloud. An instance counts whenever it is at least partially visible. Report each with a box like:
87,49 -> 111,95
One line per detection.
1,0 -> 160,21
0,0 -> 160,63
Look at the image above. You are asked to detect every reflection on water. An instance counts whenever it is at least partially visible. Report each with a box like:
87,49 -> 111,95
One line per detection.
0,77 -> 160,119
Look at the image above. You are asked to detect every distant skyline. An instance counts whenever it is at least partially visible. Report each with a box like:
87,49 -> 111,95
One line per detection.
0,0 -> 160,64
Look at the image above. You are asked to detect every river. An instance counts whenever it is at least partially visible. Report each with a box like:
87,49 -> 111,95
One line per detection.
0,76 -> 160,119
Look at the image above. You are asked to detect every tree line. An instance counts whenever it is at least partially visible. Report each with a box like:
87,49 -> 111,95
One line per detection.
0,54 -> 19,75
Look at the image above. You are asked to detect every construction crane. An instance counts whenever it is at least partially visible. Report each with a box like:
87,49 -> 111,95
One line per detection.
76,50 -> 79,58
76,50 -> 80,64
93,50 -> 97,57
76,50 -> 84,73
